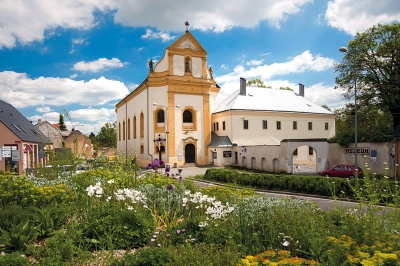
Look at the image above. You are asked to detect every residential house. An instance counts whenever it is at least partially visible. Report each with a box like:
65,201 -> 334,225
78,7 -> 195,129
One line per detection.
0,99 -> 51,174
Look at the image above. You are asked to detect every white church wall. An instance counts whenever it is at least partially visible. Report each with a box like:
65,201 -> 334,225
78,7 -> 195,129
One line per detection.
173,54 -> 184,76
192,57 -> 202,78
155,50 -> 169,72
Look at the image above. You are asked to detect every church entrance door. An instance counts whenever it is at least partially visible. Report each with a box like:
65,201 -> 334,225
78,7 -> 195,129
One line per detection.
185,144 -> 195,163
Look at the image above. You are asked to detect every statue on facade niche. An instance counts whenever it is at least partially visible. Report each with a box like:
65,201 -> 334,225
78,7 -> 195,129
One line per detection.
209,66 -> 213,78
185,58 -> 190,73
149,60 -> 154,72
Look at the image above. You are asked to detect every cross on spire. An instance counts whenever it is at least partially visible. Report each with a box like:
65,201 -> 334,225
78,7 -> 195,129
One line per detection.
184,21 -> 190,32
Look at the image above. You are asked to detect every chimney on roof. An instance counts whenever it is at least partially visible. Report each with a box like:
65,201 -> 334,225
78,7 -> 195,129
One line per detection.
299,83 -> 305,97
240,77 -> 246,96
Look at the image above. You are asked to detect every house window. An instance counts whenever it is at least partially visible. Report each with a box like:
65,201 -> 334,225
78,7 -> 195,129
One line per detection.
157,110 -> 165,123
325,122 -> 329,130
183,110 -> 193,123
293,148 -> 298,156
262,120 -> 267,129
243,120 -> 249,129
277,121 -> 281,130
140,145 -> 144,154
213,123 -> 216,131
309,147 -> 314,155
216,122 -> 219,131
293,121 -> 297,130
223,121 -> 226,130
308,122 -> 313,130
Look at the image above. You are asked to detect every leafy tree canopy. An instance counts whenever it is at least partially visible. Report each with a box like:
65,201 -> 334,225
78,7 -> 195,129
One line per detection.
335,22 -> 400,131
96,122 -> 116,148
328,104 -> 393,146
246,78 -> 270,88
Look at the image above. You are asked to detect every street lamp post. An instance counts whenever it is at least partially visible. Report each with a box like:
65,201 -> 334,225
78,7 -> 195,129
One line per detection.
153,103 -> 181,164
340,46 -> 358,177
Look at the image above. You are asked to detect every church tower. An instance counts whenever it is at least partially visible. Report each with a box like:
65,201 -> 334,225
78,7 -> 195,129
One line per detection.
116,22 -> 219,167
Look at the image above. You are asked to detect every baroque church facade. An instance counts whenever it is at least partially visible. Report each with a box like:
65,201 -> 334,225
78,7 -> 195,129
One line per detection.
115,29 -> 336,173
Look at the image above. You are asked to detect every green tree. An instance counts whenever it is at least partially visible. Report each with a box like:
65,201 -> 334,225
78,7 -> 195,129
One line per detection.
246,78 -> 269,88
279,86 -> 293,91
58,114 -> 67,131
96,122 -> 116,148
322,104 -> 332,112
329,104 -> 393,146
335,22 -> 400,131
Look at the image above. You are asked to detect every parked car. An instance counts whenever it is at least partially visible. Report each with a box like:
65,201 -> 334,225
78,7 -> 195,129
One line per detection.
321,164 -> 363,179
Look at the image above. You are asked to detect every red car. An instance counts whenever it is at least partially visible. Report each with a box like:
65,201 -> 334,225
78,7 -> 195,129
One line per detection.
321,164 -> 363,179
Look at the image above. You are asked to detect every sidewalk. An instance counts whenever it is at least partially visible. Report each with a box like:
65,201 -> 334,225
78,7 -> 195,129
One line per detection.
173,165 -> 223,177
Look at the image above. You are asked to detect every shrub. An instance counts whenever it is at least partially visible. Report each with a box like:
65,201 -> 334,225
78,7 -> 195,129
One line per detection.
111,248 -> 174,266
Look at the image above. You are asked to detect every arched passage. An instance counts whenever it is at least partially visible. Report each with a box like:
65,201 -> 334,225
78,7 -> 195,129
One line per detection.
261,157 -> 267,171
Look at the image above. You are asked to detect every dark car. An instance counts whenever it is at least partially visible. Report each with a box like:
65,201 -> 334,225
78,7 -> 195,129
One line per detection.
321,164 -> 363,179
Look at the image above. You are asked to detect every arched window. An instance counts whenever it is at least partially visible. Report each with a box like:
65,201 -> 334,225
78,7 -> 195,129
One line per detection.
157,110 -> 165,123
118,122 -> 121,141
140,112 -> 144,137
128,119 -> 131,140
123,121 -> 126,140
133,115 -> 137,139
183,110 -> 193,123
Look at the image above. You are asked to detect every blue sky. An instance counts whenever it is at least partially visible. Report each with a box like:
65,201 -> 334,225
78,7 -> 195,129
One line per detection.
1,0 -> 399,134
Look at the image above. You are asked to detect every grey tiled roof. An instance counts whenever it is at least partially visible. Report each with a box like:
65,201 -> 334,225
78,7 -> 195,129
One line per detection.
0,99 -> 50,143
213,87 -> 333,115
209,131 -> 233,147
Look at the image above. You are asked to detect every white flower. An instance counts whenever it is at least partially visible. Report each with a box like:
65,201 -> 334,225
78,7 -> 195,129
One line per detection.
282,241 -> 290,247
107,179 -> 115,184
199,221 -> 208,228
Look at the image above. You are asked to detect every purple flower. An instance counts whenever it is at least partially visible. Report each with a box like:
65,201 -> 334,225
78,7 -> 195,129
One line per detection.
171,174 -> 175,178
157,243 -> 161,247
182,229 -> 186,232
148,163 -> 152,168
166,173 -> 170,177
167,184 -> 175,191
178,167 -> 183,173
176,229 -> 181,234
160,160 -> 164,165
151,238 -> 155,242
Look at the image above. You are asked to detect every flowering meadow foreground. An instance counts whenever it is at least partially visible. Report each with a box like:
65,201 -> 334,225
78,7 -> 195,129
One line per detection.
0,159 -> 400,265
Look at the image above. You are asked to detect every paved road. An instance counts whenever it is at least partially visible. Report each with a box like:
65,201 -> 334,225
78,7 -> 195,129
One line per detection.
180,166 -> 380,212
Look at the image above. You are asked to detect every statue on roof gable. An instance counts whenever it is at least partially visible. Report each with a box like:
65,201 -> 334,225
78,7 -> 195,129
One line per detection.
149,60 -> 154,72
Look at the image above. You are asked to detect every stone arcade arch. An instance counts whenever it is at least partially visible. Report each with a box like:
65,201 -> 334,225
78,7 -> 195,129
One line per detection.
281,139 -> 329,174
251,157 -> 256,169
261,157 -> 267,171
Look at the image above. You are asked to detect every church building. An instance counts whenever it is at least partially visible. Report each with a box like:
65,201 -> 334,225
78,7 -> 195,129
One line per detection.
115,25 -> 336,173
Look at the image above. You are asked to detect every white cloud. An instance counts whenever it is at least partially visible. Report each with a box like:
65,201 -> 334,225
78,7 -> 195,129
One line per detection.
141,29 -> 176,42
213,50 -> 345,109
215,50 -> 335,84
72,58 -> 128,72
70,73 -> 78,79
36,106 -> 52,112
0,71 -> 129,108
0,0 -> 313,48
246,59 -> 264,66
325,0 -> 400,35
0,0 -> 114,49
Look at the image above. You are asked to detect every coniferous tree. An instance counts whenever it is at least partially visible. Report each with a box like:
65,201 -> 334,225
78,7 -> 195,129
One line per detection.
58,114 -> 67,131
